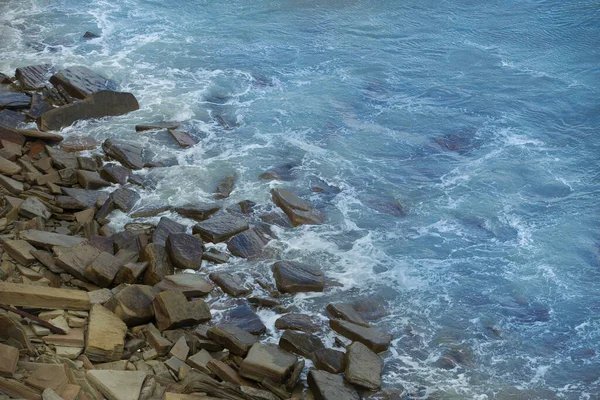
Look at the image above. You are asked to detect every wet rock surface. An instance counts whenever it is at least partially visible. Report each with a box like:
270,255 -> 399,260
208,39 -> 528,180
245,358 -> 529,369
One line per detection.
272,260 -> 325,293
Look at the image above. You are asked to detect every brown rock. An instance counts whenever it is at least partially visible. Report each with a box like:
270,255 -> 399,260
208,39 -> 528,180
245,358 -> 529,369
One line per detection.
0,343 -> 18,377
165,233 -> 203,270
275,313 -> 320,333
49,66 -> 114,99
326,303 -> 369,327
113,261 -> 148,285
207,359 -> 249,386
271,188 -> 324,226
307,369 -> 359,400
25,364 -> 69,394
226,229 -> 266,259
168,130 -> 196,147
60,135 -> 100,152
102,139 -> 144,170
83,252 -> 121,288
168,336 -> 189,361
209,272 -> 250,297
84,304 -> 127,362
272,260 -> 324,293
143,323 -> 172,356
154,274 -> 214,298
152,290 -> 211,331
55,242 -> 102,281
279,330 -> 324,360
104,284 -> 155,327
329,319 -> 392,353
15,64 -> 55,90
344,341 -> 383,390
76,170 -> 110,190
185,349 -> 213,375
206,324 -> 257,357
3,240 -> 36,266
141,243 -> 174,286
313,348 -> 345,374
0,155 -> 21,175
239,343 -> 297,384
192,214 -> 249,243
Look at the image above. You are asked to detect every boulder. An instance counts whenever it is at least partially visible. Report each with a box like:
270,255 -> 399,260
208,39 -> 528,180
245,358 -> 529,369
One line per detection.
61,187 -> 106,208
326,303 -> 369,327
272,261 -> 324,293
209,272 -> 250,297
86,370 -> 147,400
220,304 -> 266,335
0,90 -> 30,109
154,274 -> 213,298
344,341 -> 383,390
0,125 -> 26,146
192,214 -> 249,243
152,290 -> 211,331
84,304 -> 127,362
143,323 -> 172,356
226,229 -> 266,259
83,252 -> 122,288
0,343 -> 18,377
275,313 -> 320,333
49,66 -> 115,99
55,242 -> 102,280
46,144 -> 79,168
168,129 -> 196,147
202,248 -> 230,264
186,349 -> 213,374
135,121 -> 179,132
153,217 -> 186,247
313,348 -> 345,374
0,174 -> 24,195
214,174 -> 236,199
279,330 -> 324,360
0,155 -> 21,175
271,188 -> 324,226
0,109 -> 26,128
100,164 -> 131,185
38,91 -> 139,131
76,170 -> 110,190
15,64 -> 55,90
307,369 -> 359,400
3,240 -> 37,266
239,343 -> 297,384
110,187 -> 140,212
102,138 -> 144,170
113,261 -> 148,285
329,319 -> 392,353
174,203 -> 220,221
141,243 -> 174,285
60,135 -> 100,152
165,233 -> 203,270
206,324 -> 257,356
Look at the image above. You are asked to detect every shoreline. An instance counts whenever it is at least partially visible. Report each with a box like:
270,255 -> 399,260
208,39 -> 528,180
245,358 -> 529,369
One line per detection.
0,63 -> 400,400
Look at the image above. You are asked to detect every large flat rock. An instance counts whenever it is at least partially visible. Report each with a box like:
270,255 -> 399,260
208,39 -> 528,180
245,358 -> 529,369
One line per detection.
154,274 -> 214,298
220,304 -> 266,335
272,260 -> 324,293
344,341 -> 383,390
239,343 -> 297,384
279,330 -> 324,360
165,233 -> 203,270
329,319 -> 392,353
49,66 -> 115,99
0,90 -> 31,109
271,188 -> 324,226
104,284 -> 155,327
192,213 -> 249,243
20,230 -> 86,249
206,324 -> 257,357
307,369 -> 359,400
102,138 -> 144,170
86,370 -> 146,400
84,304 -> 127,362
15,64 -> 56,90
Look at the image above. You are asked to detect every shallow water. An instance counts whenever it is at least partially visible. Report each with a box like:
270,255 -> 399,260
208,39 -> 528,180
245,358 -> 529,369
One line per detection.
1,0 -> 599,398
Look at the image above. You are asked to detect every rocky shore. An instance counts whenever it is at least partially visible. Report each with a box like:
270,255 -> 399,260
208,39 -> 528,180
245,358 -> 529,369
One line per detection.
0,64 -> 401,400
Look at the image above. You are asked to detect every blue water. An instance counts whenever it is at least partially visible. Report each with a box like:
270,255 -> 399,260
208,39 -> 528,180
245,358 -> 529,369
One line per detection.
2,1 -> 600,398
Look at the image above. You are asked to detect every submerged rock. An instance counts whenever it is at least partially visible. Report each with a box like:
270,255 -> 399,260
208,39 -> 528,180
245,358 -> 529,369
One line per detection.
135,121 -> 179,132
271,188 -> 324,226
83,31 -> 100,39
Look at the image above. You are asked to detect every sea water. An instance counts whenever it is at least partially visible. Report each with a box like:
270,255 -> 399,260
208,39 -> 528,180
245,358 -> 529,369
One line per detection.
1,0 -> 599,398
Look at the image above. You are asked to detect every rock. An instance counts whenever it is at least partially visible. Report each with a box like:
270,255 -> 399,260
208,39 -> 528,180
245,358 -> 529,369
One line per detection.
202,248 -> 230,264
141,243 -> 174,285
17,129 -> 63,141
83,31 -> 100,39
42,388 -> 63,400
38,91 -> 138,131
0,343 -> 18,377
25,363 -> 71,394
55,242 -> 102,280
271,188 -> 324,226
100,164 -> 131,185
154,274 -> 214,298
62,187 -> 106,208
135,121 -> 179,132
27,93 -> 53,120
279,330 -> 324,360
227,200 -> 256,215
76,170 -> 110,190
272,261 -> 324,293
21,228 -> 85,249
165,233 -> 203,270
313,348 -> 345,374
61,135 -> 100,152
104,284 -> 155,326
206,324 -> 257,357
153,290 -> 211,331
143,323 -> 172,356
329,319 -> 392,353
275,313 -> 320,333
19,197 -> 51,221
3,240 -> 36,266
174,203 -> 220,221
220,304 -> 266,335
168,129 -> 196,147
209,272 -> 250,297
110,187 -> 140,212
86,370 -> 147,400
77,156 -> 99,171
49,66 -> 115,99
239,343 -> 297,384
169,336 -> 190,361
165,356 -> 191,377
89,288 -> 113,305
85,304 -> 127,362
259,163 -> 297,181
326,303 -> 369,327
192,214 -> 249,243
344,341 -> 383,390
102,138 -> 144,170
226,229 -> 266,259
15,64 -> 55,90
186,349 -> 213,374
83,251 -> 122,287
0,90 -> 30,109
0,155 -> 21,174
153,217 -> 186,247
0,174 -> 24,195
214,174 -> 236,199
0,127 -> 26,149
0,109 -> 26,128
113,261 -> 148,285
307,369 -> 359,400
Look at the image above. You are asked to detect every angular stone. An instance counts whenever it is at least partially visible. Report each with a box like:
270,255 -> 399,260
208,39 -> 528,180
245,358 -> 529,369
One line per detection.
209,272 -> 250,297
77,156 -> 99,171
104,284 -> 155,327
192,214 -> 249,243
76,170 -> 110,190
62,187 -> 105,208
168,130 -> 196,147
275,313 -> 320,333
100,164 -> 131,185
15,64 -> 55,90
329,320 -> 392,353
110,187 -> 140,212
202,248 -> 230,264
83,251 -> 121,287
164,356 -> 191,377
45,146 -> 79,169
271,188 -> 324,226
143,323 -> 172,356
206,324 -> 257,357
0,140 -> 23,162
0,343 -> 18,377
214,174 -> 236,200
221,304 -> 266,335
102,139 -> 143,170
169,336 -> 189,361
3,240 -> 36,266
19,197 -> 51,221
21,229 -> 85,249
154,274 -> 213,298
25,363 -> 69,394
174,203 -> 220,221
207,359 -> 248,385
153,290 -> 211,331
0,174 -> 24,195
272,261 -> 324,293
88,288 -> 113,305
344,341 -> 382,390
0,109 -> 26,128
165,232 -> 202,270
135,121 -> 179,132
85,304 -> 127,362
38,91 -> 139,131
60,135 -> 100,152
186,349 -> 213,374
86,370 -> 147,400
227,229 -> 266,259
279,330 -> 324,360
49,66 -> 115,99
0,155 -> 21,175
113,261 -> 147,285
27,93 -> 53,120
0,126 -> 26,147
55,242 -> 102,280
239,343 -> 297,384
152,217 -> 186,247
326,303 -> 369,327
313,348 -> 345,374
141,243 -> 174,286
0,90 -> 30,109
17,129 -> 63,142
307,369 -> 359,400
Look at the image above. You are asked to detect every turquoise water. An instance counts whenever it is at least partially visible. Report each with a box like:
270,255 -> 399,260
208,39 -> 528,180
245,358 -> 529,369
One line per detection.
1,1 -> 599,398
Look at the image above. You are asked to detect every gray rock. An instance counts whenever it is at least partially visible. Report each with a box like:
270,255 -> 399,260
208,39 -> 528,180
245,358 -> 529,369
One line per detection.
0,109 -> 26,128
83,251 -> 121,287
165,233 -> 203,270
110,187 -> 140,213
102,138 -> 144,170
77,156 -> 99,171
15,64 -> 55,90
20,229 -> 86,249
206,324 -> 257,357
152,217 -> 186,247
38,91 -> 139,131
202,248 -> 230,264
83,31 -> 100,39
279,330 -> 324,359
76,170 -> 111,190
313,348 -> 345,374
100,164 -> 131,185
272,260 -> 324,293
135,121 -> 179,132
55,241 -> 102,280
104,284 -> 156,327
62,187 -> 105,208
0,174 -> 24,195
174,203 -> 220,221
46,145 -> 79,169
329,319 -> 392,353
214,174 -> 236,200
153,291 -> 211,331
326,303 -> 369,327
141,243 -> 174,286
192,213 -> 249,243
154,274 -> 214,298
168,129 -> 196,147
0,90 -> 30,109
275,313 -> 320,333
209,272 -> 250,297
19,197 -> 51,220
239,343 -> 297,384
49,66 -> 115,99
226,229 -> 266,259
307,369 -> 359,400
344,341 -> 383,390
220,304 -> 265,335
27,93 -> 54,119
271,188 -> 324,226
